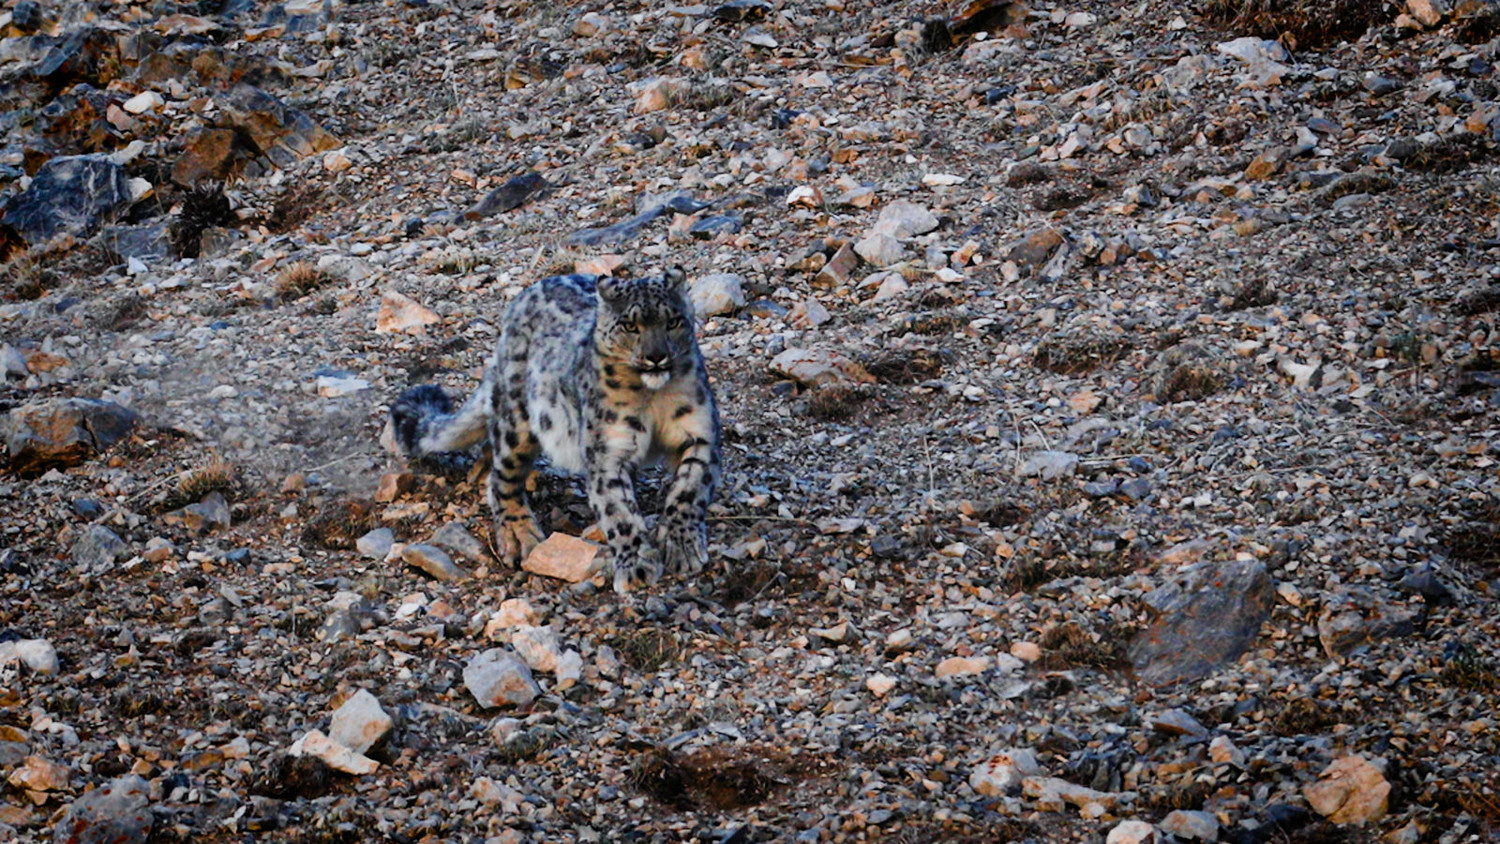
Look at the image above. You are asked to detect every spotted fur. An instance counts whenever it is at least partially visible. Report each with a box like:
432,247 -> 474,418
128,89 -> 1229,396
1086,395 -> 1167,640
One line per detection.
388,268 -> 721,592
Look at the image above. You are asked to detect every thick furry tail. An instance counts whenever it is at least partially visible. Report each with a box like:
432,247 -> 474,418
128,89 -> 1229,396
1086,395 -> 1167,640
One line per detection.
388,381 -> 491,466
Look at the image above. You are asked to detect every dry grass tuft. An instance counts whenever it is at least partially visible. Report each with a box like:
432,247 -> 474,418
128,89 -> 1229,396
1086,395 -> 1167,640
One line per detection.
274,261 -> 336,300
1266,697 -> 1338,736
301,499 -> 378,550
1157,364 -> 1224,403
629,746 -> 784,811
1454,285 -> 1500,316
1226,276 -> 1278,311
864,348 -> 948,384
1033,334 -> 1131,375
1200,0 -> 1392,50
803,385 -> 871,420
615,628 -> 682,673
160,460 -> 237,511
0,251 -> 53,300
1037,622 -> 1129,670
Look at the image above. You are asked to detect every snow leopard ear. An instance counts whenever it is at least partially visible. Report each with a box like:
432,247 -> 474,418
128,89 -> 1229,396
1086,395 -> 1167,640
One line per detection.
664,266 -> 687,290
596,275 -> 626,304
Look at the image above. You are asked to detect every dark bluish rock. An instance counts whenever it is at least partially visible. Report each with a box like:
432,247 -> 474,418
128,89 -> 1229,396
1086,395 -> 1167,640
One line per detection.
52,775 -> 152,844
690,214 -> 742,239
464,172 -> 550,219
2,154 -> 135,246
5,397 -> 139,474
1127,559 -> 1274,685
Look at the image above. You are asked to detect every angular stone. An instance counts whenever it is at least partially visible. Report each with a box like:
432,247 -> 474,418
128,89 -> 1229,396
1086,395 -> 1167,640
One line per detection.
555,649 -> 583,690
70,525 -> 128,574
8,756 -> 69,792
1106,820 -> 1158,844
52,775 -> 151,844
511,625 -> 562,673
4,397 -> 138,474
854,233 -> 905,267
1022,776 -> 1131,814
689,214 -> 742,239
689,273 -> 746,317
1126,559 -> 1273,685
401,544 -> 467,581
1244,147 -> 1283,181
218,84 -> 339,168
316,376 -> 369,398
376,291 -> 440,335
162,491 -> 231,534
782,299 -> 826,331
871,200 -> 939,238
328,689 -> 392,756
769,348 -> 876,389
288,729 -> 378,775
464,172 -> 549,220
171,128 -> 245,187
1007,228 -> 1065,270
866,673 -> 897,697
1160,810 -> 1218,841
522,533 -> 601,582
1405,0 -> 1450,27
463,649 -> 541,709
1317,586 -> 1419,657
2,155 -> 135,246
813,242 -> 859,288
1304,756 -> 1389,825
0,639 -> 58,676
485,598 -> 541,636
432,522 -> 490,564
1149,708 -> 1208,738
374,472 -> 413,503
936,656 -> 990,678
1209,736 -> 1246,766
630,76 -> 689,113
970,748 -> 1041,796
355,528 -> 394,560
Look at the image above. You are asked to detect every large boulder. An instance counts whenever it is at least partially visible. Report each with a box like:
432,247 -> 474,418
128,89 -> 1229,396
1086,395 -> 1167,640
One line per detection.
4,397 -> 138,475
2,155 -> 140,246
1127,558 -> 1274,685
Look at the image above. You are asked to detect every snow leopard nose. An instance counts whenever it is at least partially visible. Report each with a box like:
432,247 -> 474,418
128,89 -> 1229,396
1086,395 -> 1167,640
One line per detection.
642,338 -> 672,370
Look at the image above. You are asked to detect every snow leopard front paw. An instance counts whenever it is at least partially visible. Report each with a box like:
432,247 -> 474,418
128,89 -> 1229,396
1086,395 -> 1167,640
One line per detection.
494,514 -> 545,567
659,520 -> 707,578
612,544 -> 663,594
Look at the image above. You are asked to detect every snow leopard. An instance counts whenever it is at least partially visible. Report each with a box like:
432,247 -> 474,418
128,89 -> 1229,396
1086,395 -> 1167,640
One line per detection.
387,268 -> 722,593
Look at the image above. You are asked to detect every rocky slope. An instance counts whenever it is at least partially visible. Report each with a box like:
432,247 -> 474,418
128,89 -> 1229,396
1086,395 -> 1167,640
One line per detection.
2,0 -> 1500,841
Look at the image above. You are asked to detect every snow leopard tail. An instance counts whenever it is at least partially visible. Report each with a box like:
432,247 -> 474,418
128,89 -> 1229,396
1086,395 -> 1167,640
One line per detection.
388,376 -> 492,463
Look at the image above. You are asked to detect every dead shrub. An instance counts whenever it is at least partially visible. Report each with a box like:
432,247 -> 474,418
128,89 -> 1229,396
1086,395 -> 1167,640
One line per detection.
615,628 -> 682,673
1033,335 -> 1131,375
159,460 -> 237,511
275,261 -> 335,300
1157,364 -> 1224,403
803,385 -> 871,420
301,499 -> 378,550
863,348 -> 947,384
1037,622 -> 1128,670
1200,0 -> 1393,50
629,746 -> 784,811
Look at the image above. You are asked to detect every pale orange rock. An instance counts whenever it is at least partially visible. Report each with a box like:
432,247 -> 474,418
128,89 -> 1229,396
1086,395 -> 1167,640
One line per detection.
935,656 -> 990,678
376,291 -> 440,335
375,472 -> 414,503
522,533 -> 601,582
1304,755 -> 1390,824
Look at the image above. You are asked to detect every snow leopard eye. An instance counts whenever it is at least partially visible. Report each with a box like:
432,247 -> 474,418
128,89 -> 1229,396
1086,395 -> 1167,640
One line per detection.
666,315 -> 684,330
621,321 -> 639,334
